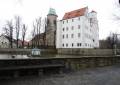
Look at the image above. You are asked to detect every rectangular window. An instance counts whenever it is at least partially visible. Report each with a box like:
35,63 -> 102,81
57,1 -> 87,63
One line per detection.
66,34 -> 68,38
77,43 -> 79,47
72,19 -> 74,22
71,34 -> 74,38
63,28 -> 64,31
66,43 -> 68,47
78,25 -> 80,29
72,43 -> 74,47
62,44 -> 64,47
71,26 -> 74,30
80,43 -> 81,46
63,21 -> 64,24
62,35 -> 64,39
78,33 -> 80,37
66,27 -> 68,31
67,20 -> 68,23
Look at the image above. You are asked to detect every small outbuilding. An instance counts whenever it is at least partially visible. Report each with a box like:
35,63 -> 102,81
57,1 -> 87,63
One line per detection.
31,48 -> 41,56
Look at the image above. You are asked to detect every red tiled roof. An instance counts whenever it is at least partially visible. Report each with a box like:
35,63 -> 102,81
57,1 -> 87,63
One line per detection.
63,7 -> 88,20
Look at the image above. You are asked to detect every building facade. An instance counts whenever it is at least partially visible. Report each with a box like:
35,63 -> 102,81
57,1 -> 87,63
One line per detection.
56,7 -> 99,48
0,35 -> 17,48
30,8 -> 58,48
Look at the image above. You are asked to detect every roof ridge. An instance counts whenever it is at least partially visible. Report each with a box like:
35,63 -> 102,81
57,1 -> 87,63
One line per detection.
65,7 -> 88,14
62,7 -> 88,20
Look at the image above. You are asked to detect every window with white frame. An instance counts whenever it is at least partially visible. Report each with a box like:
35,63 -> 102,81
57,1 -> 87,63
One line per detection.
72,43 -> 74,47
71,26 -> 74,30
63,28 -> 64,31
72,19 -> 74,22
66,34 -> 68,38
66,27 -> 68,31
63,21 -> 64,24
62,35 -> 64,39
66,43 -> 68,47
78,25 -> 80,29
71,34 -> 74,38
66,20 -> 68,23
78,33 -> 80,37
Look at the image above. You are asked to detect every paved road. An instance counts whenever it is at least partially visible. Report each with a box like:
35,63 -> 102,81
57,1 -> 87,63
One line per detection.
1,65 -> 120,85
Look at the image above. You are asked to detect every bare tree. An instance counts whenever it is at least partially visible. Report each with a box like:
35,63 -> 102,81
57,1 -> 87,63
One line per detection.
32,17 -> 41,48
22,24 -> 27,48
3,20 -> 14,48
31,17 -> 47,48
43,18 -> 47,47
15,16 -> 21,48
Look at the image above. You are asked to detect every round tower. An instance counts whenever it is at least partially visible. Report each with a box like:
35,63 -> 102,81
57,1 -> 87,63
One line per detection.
46,8 -> 58,48
47,8 -> 58,31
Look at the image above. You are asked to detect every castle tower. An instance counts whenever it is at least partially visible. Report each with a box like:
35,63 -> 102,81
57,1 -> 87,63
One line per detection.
46,8 -> 58,48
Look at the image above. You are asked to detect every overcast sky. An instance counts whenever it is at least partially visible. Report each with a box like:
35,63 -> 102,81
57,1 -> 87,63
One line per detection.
0,0 -> 119,40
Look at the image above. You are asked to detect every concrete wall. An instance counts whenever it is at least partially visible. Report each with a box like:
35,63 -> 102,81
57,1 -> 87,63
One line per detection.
57,48 -> 114,56
64,57 -> 120,71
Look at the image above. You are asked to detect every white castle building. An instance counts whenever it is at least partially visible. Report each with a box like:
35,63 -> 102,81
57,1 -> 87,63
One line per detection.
56,7 -> 99,48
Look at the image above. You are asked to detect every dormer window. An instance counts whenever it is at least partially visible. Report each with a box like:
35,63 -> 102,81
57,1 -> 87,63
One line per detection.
72,19 -> 74,22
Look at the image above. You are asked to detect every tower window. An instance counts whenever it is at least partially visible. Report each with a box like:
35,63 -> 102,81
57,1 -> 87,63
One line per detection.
47,19 -> 50,24
54,20 -> 56,25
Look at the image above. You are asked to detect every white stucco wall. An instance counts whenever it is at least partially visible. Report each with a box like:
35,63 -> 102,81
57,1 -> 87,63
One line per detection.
56,12 -> 99,48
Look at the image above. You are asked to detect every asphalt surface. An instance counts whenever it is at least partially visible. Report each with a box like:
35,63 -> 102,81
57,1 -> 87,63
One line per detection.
1,65 -> 120,85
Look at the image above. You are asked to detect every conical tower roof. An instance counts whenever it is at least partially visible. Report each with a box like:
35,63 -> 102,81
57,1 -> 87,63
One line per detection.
47,8 -> 57,16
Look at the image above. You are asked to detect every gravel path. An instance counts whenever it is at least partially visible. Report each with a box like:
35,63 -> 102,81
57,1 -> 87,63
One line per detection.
1,65 -> 120,85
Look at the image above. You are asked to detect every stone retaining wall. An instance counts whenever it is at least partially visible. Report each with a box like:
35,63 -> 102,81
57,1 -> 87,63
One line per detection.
57,48 -> 115,56
0,48 -> 57,55
64,57 -> 120,71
